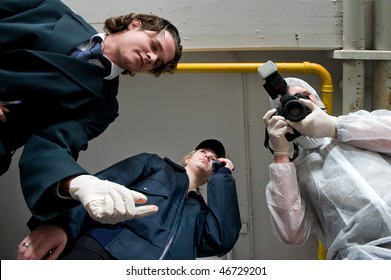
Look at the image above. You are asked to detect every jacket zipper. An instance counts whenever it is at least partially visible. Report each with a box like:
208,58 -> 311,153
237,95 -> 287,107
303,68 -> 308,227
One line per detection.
158,173 -> 189,259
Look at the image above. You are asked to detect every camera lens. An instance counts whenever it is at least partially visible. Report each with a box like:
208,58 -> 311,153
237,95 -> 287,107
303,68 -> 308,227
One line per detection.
280,94 -> 309,122
283,101 -> 308,121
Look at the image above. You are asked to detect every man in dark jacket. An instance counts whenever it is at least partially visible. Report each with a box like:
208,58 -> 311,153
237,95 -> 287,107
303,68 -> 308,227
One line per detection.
0,0 -> 182,223
18,139 -> 242,260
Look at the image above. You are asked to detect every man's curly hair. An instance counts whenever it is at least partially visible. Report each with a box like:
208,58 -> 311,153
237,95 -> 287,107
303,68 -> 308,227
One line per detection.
104,13 -> 182,77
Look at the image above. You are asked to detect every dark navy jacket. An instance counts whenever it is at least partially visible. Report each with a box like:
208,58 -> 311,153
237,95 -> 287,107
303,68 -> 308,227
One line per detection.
0,0 -> 119,218
30,153 -> 242,259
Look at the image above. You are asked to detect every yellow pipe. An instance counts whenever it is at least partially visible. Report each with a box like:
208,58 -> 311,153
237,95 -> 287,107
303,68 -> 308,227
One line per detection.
176,61 -> 332,259
176,62 -> 333,114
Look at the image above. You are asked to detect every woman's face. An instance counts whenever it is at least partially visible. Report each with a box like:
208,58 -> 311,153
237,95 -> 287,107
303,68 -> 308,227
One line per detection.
186,148 -> 217,177
111,20 -> 176,73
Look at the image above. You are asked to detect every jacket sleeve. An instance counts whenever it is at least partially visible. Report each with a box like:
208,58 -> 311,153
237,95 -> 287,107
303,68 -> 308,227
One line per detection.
0,0 -> 77,52
265,162 -> 312,245
17,64 -> 119,220
0,0 -> 48,21
197,170 -> 241,257
19,106 -> 117,221
336,109 -> 391,155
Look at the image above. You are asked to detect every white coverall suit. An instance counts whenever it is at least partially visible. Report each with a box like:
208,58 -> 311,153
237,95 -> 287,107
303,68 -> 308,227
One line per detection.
266,78 -> 391,260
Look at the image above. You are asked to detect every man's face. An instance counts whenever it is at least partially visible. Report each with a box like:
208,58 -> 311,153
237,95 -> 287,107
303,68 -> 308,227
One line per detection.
113,20 -> 176,73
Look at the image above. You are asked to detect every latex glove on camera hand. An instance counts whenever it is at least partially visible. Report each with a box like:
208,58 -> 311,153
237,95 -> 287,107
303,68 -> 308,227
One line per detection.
263,109 -> 294,156
69,175 -> 158,224
286,99 -> 337,139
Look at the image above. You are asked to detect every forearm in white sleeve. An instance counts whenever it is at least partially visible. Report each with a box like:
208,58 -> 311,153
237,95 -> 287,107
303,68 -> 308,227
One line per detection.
265,162 -> 310,245
336,110 -> 391,155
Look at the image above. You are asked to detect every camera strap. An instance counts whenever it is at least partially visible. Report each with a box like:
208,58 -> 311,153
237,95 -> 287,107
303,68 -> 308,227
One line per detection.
264,128 -> 299,162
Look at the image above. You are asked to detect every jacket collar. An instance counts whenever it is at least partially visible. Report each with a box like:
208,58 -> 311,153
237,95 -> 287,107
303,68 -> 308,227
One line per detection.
164,157 -> 186,172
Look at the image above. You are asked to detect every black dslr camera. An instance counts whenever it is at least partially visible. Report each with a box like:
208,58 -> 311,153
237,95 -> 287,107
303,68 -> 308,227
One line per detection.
258,60 -> 311,141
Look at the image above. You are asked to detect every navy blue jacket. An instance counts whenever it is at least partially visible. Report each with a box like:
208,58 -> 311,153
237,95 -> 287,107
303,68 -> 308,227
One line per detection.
0,0 -> 119,218
29,153 -> 242,259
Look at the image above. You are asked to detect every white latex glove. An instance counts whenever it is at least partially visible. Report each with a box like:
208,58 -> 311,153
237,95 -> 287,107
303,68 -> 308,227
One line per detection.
69,175 -> 158,224
287,99 -> 337,138
263,109 -> 294,156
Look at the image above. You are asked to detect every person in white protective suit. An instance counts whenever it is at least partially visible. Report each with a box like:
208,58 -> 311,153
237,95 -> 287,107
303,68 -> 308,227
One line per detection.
262,77 -> 391,260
